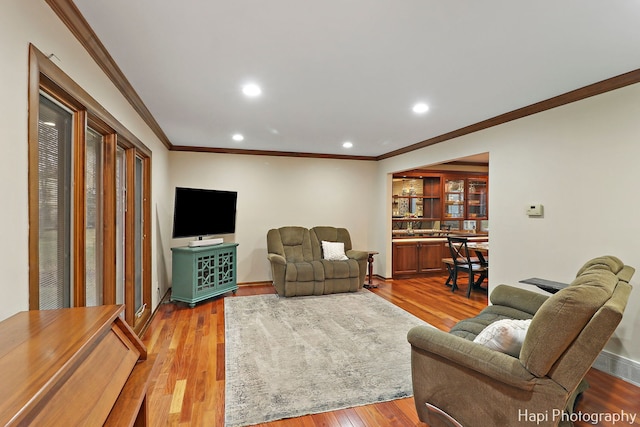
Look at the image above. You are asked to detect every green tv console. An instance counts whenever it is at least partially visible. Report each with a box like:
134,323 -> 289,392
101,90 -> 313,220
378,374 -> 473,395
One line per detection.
171,243 -> 238,307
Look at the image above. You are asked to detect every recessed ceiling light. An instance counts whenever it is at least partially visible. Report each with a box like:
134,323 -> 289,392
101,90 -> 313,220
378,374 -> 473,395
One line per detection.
412,103 -> 429,114
242,84 -> 262,97
342,141 -> 353,149
232,134 -> 244,141
42,121 -> 56,127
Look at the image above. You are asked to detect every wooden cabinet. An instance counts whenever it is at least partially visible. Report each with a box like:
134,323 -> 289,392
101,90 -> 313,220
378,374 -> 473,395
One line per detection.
171,243 -> 239,307
442,175 -> 489,233
392,176 -> 442,234
392,173 -> 488,235
392,171 -> 488,278
468,177 -> 488,220
0,305 -> 156,426
443,177 -> 465,219
392,240 -> 444,277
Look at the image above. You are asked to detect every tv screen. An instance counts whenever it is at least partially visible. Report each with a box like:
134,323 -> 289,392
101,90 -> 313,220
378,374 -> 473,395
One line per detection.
172,187 -> 237,238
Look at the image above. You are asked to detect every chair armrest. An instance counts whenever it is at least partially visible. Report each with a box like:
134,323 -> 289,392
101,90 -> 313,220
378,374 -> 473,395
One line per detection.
346,250 -> 368,261
267,253 -> 286,265
490,284 -> 549,316
407,325 -> 536,390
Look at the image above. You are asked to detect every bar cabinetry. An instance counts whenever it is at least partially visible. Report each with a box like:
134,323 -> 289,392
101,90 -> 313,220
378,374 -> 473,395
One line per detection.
442,176 -> 488,233
392,176 -> 442,233
392,173 -> 488,236
392,239 -> 445,277
392,171 -> 488,278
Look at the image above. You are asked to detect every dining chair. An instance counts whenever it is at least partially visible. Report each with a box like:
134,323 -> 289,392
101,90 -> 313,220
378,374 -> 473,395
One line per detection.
446,237 -> 488,298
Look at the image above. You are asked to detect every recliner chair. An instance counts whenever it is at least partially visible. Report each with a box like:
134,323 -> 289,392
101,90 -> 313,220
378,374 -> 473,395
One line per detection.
407,256 -> 634,427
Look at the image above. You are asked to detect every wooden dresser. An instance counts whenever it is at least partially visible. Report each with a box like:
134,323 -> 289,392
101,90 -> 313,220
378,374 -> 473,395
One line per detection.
0,305 -> 156,426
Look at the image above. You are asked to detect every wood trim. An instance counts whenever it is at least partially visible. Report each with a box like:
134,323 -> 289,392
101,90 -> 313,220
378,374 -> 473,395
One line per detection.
124,149 -> 136,325
73,110 -> 87,306
394,170 -> 488,178
29,45 -> 152,157
134,155 -> 153,334
44,0 -> 172,150
170,145 -> 378,161
27,48 -> 41,310
102,134 -> 117,305
377,68 -> 640,160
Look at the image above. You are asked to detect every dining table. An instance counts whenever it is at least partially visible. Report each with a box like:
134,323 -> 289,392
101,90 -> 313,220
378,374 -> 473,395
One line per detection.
466,241 -> 488,256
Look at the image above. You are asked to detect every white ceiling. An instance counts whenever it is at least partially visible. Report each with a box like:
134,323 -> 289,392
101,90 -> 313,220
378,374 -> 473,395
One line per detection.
72,0 -> 640,158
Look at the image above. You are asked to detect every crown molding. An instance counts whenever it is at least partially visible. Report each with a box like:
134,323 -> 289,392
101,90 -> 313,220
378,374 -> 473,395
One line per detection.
377,68 -> 640,160
45,0 -> 172,150
47,1 -> 640,161
170,145 -> 377,161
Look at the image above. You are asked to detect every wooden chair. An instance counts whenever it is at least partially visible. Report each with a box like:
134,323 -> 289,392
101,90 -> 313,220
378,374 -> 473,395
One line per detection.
446,237 -> 488,297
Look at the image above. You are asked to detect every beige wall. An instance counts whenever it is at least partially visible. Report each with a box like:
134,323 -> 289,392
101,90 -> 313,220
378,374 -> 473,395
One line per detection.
167,152 -> 377,283
377,82 -> 640,362
0,1 -> 171,321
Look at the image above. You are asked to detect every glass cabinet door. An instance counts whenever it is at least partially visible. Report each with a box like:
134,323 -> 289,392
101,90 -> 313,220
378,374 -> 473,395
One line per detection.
392,178 -> 423,217
444,178 -> 465,219
468,178 -> 488,219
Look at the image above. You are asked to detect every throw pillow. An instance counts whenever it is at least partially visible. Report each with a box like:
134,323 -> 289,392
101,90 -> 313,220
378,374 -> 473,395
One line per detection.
321,241 -> 349,261
473,318 -> 532,357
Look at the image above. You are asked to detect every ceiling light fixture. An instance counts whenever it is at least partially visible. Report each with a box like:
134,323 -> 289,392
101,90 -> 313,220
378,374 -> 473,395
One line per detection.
342,141 -> 353,149
232,134 -> 244,141
412,102 -> 429,114
242,83 -> 262,97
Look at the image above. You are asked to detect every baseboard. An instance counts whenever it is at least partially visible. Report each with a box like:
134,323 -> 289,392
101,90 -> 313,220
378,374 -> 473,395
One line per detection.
592,350 -> 640,387
139,287 -> 172,337
238,280 -> 273,286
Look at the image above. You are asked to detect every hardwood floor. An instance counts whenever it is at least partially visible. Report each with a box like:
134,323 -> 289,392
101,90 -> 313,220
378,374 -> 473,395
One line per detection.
142,274 -> 640,426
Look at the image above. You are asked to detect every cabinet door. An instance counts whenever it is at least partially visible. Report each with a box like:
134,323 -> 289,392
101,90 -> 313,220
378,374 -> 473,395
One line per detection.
467,178 -> 488,219
417,241 -> 444,273
194,252 -> 219,298
444,178 -> 465,219
392,242 -> 419,276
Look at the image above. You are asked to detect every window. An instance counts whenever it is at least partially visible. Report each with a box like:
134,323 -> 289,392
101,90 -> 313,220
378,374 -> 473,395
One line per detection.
28,45 -> 152,333
134,156 -> 144,317
85,127 -> 103,306
37,95 -> 73,309
116,147 -> 126,307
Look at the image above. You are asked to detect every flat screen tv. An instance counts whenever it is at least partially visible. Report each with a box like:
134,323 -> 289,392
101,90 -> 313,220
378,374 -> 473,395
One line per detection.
172,187 -> 237,239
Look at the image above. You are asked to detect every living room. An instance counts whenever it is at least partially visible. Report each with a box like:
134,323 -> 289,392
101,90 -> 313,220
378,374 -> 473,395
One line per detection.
2,1 -> 640,425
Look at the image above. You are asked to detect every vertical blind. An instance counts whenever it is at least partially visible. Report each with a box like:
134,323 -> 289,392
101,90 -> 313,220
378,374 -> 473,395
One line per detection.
38,95 -> 73,310
85,128 -> 103,306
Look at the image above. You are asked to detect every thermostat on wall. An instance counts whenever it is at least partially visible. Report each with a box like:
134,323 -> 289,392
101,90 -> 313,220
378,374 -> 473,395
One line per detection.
527,204 -> 544,217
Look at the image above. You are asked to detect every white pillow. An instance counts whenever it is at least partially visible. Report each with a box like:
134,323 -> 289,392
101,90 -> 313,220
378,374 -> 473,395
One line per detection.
473,319 -> 531,357
321,241 -> 349,261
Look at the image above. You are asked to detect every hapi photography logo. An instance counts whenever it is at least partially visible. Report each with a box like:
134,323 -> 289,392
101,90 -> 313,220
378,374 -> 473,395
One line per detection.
519,409 -> 637,425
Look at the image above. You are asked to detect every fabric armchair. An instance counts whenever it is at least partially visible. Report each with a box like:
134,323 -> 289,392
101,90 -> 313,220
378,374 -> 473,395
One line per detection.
408,256 -> 634,427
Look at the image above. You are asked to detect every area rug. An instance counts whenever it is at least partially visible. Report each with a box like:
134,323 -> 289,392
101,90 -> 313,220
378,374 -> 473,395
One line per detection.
224,290 -> 433,426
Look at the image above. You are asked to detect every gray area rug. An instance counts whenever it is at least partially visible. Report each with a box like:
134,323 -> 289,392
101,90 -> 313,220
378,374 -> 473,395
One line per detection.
224,290 -> 433,426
